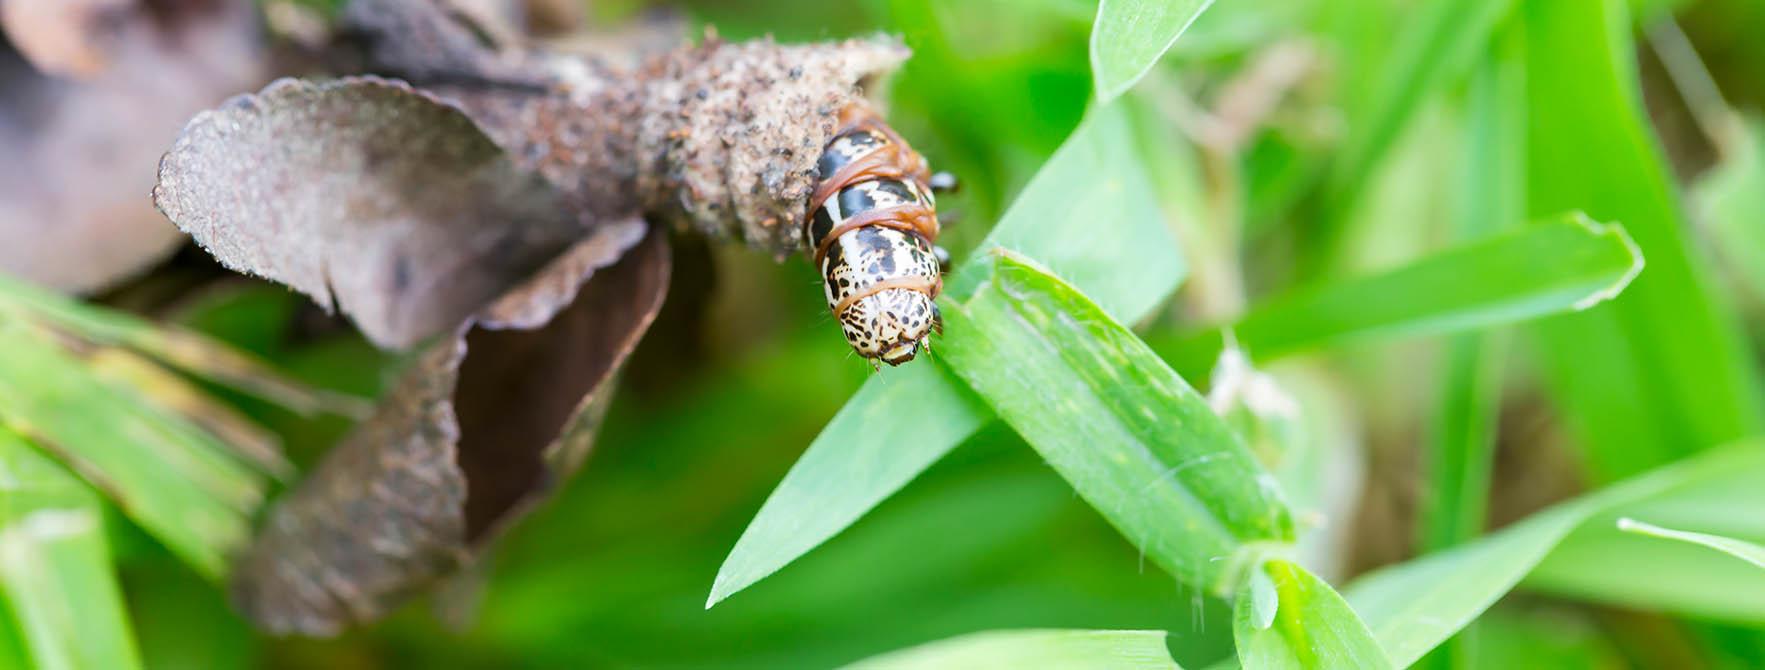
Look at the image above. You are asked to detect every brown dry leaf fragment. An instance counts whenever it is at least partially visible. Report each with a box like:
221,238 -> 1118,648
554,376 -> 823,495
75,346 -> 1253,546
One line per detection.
0,0 -> 133,78
0,0 -> 266,292
154,76 -> 605,350
231,335 -> 469,635
232,225 -> 669,635
341,0 -> 539,86
457,226 -> 669,542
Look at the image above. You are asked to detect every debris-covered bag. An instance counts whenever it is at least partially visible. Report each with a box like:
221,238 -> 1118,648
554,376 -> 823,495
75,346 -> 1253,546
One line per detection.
153,0 -> 911,635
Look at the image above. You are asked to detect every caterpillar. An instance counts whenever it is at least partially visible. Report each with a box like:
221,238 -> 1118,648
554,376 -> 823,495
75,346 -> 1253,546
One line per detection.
804,104 -> 953,367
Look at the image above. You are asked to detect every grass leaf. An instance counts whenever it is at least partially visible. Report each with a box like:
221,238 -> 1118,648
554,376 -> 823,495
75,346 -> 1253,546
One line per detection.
0,319 -> 264,577
1524,468 -> 1765,623
0,274 -> 347,416
1320,0 -> 1517,225
710,100 -> 1185,607
1157,213 -> 1643,368
1345,439 -> 1765,667
1418,27 -> 1526,555
1522,0 -> 1765,480
1615,518 -> 1765,570
845,629 -> 1182,670
938,251 -> 1291,593
1233,560 -> 1392,670
0,429 -> 142,670
1089,0 -> 1215,103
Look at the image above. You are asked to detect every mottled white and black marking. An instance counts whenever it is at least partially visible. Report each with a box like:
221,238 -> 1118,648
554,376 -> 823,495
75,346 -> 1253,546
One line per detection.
806,125 -> 943,366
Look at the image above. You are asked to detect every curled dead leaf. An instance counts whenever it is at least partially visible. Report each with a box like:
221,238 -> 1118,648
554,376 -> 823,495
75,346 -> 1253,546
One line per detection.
0,0 -> 133,78
232,226 -> 669,635
156,9 -> 915,634
154,76 -> 617,349
0,0 -> 266,292
335,0 -> 908,257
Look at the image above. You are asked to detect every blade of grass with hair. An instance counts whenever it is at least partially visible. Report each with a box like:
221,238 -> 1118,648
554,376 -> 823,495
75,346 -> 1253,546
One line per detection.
937,251 -> 1291,594
845,629 -> 1182,670
0,429 -> 142,670
710,99 -> 1185,607
1090,0 -> 1215,103
1522,0 -> 1764,480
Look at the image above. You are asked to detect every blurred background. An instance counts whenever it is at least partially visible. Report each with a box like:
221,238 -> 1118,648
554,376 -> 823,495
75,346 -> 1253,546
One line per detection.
3,0 -> 1765,667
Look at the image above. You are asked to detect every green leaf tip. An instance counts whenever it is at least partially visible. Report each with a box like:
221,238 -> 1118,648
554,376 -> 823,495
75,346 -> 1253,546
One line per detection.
1089,0 -> 1216,103
1561,213 -> 1644,311
1616,517 -> 1765,570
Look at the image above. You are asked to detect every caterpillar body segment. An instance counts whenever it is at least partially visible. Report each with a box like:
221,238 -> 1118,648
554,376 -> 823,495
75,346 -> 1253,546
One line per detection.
804,107 -> 948,366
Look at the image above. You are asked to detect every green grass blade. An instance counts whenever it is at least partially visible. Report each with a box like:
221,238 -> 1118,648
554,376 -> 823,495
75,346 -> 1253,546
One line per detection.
1524,466 -> 1765,622
1344,439 -> 1765,667
938,251 -> 1291,593
0,430 -> 142,670
1159,213 -> 1642,367
1090,0 -> 1215,103
0,273 -> 339,415
1233,560 -> 1392,670
1522,0 -> 1765,480
1467,609 -> 1624,668
1615,518 -> 1765,570
704,361 -> 989,608
1418,335 -> 1504,554
1314,0 -> 1518,261
0,319 -> 262,577
1241,213 -> 1638,357
1418,28 -> 1526,556
845,629 -> 1182,670
710,100 -> 1185,607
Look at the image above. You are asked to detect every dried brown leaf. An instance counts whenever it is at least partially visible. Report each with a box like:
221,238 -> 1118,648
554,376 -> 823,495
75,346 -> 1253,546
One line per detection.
154,76 -> 610,349
341,0 -> 539,85
0,0 -> 132,78
457,227 -> 669,542
230,335 -> 469,634
0,0 -> 265,292
232,226 -> 669,635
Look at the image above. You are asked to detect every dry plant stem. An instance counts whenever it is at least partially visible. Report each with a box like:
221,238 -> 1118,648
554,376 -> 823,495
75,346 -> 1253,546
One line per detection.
343,0 -> 909,257
1644,17 -> 1742,162
1142,74 -> 1247,322
447,36 -> 908,256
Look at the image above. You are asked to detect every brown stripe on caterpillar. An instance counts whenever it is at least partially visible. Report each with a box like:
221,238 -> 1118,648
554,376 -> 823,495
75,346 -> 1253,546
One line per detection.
805,103 -> 947,366
831,275 -> 945,318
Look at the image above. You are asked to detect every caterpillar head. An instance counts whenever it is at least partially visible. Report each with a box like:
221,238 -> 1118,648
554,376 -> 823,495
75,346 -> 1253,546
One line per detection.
838,287 -> 940,366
